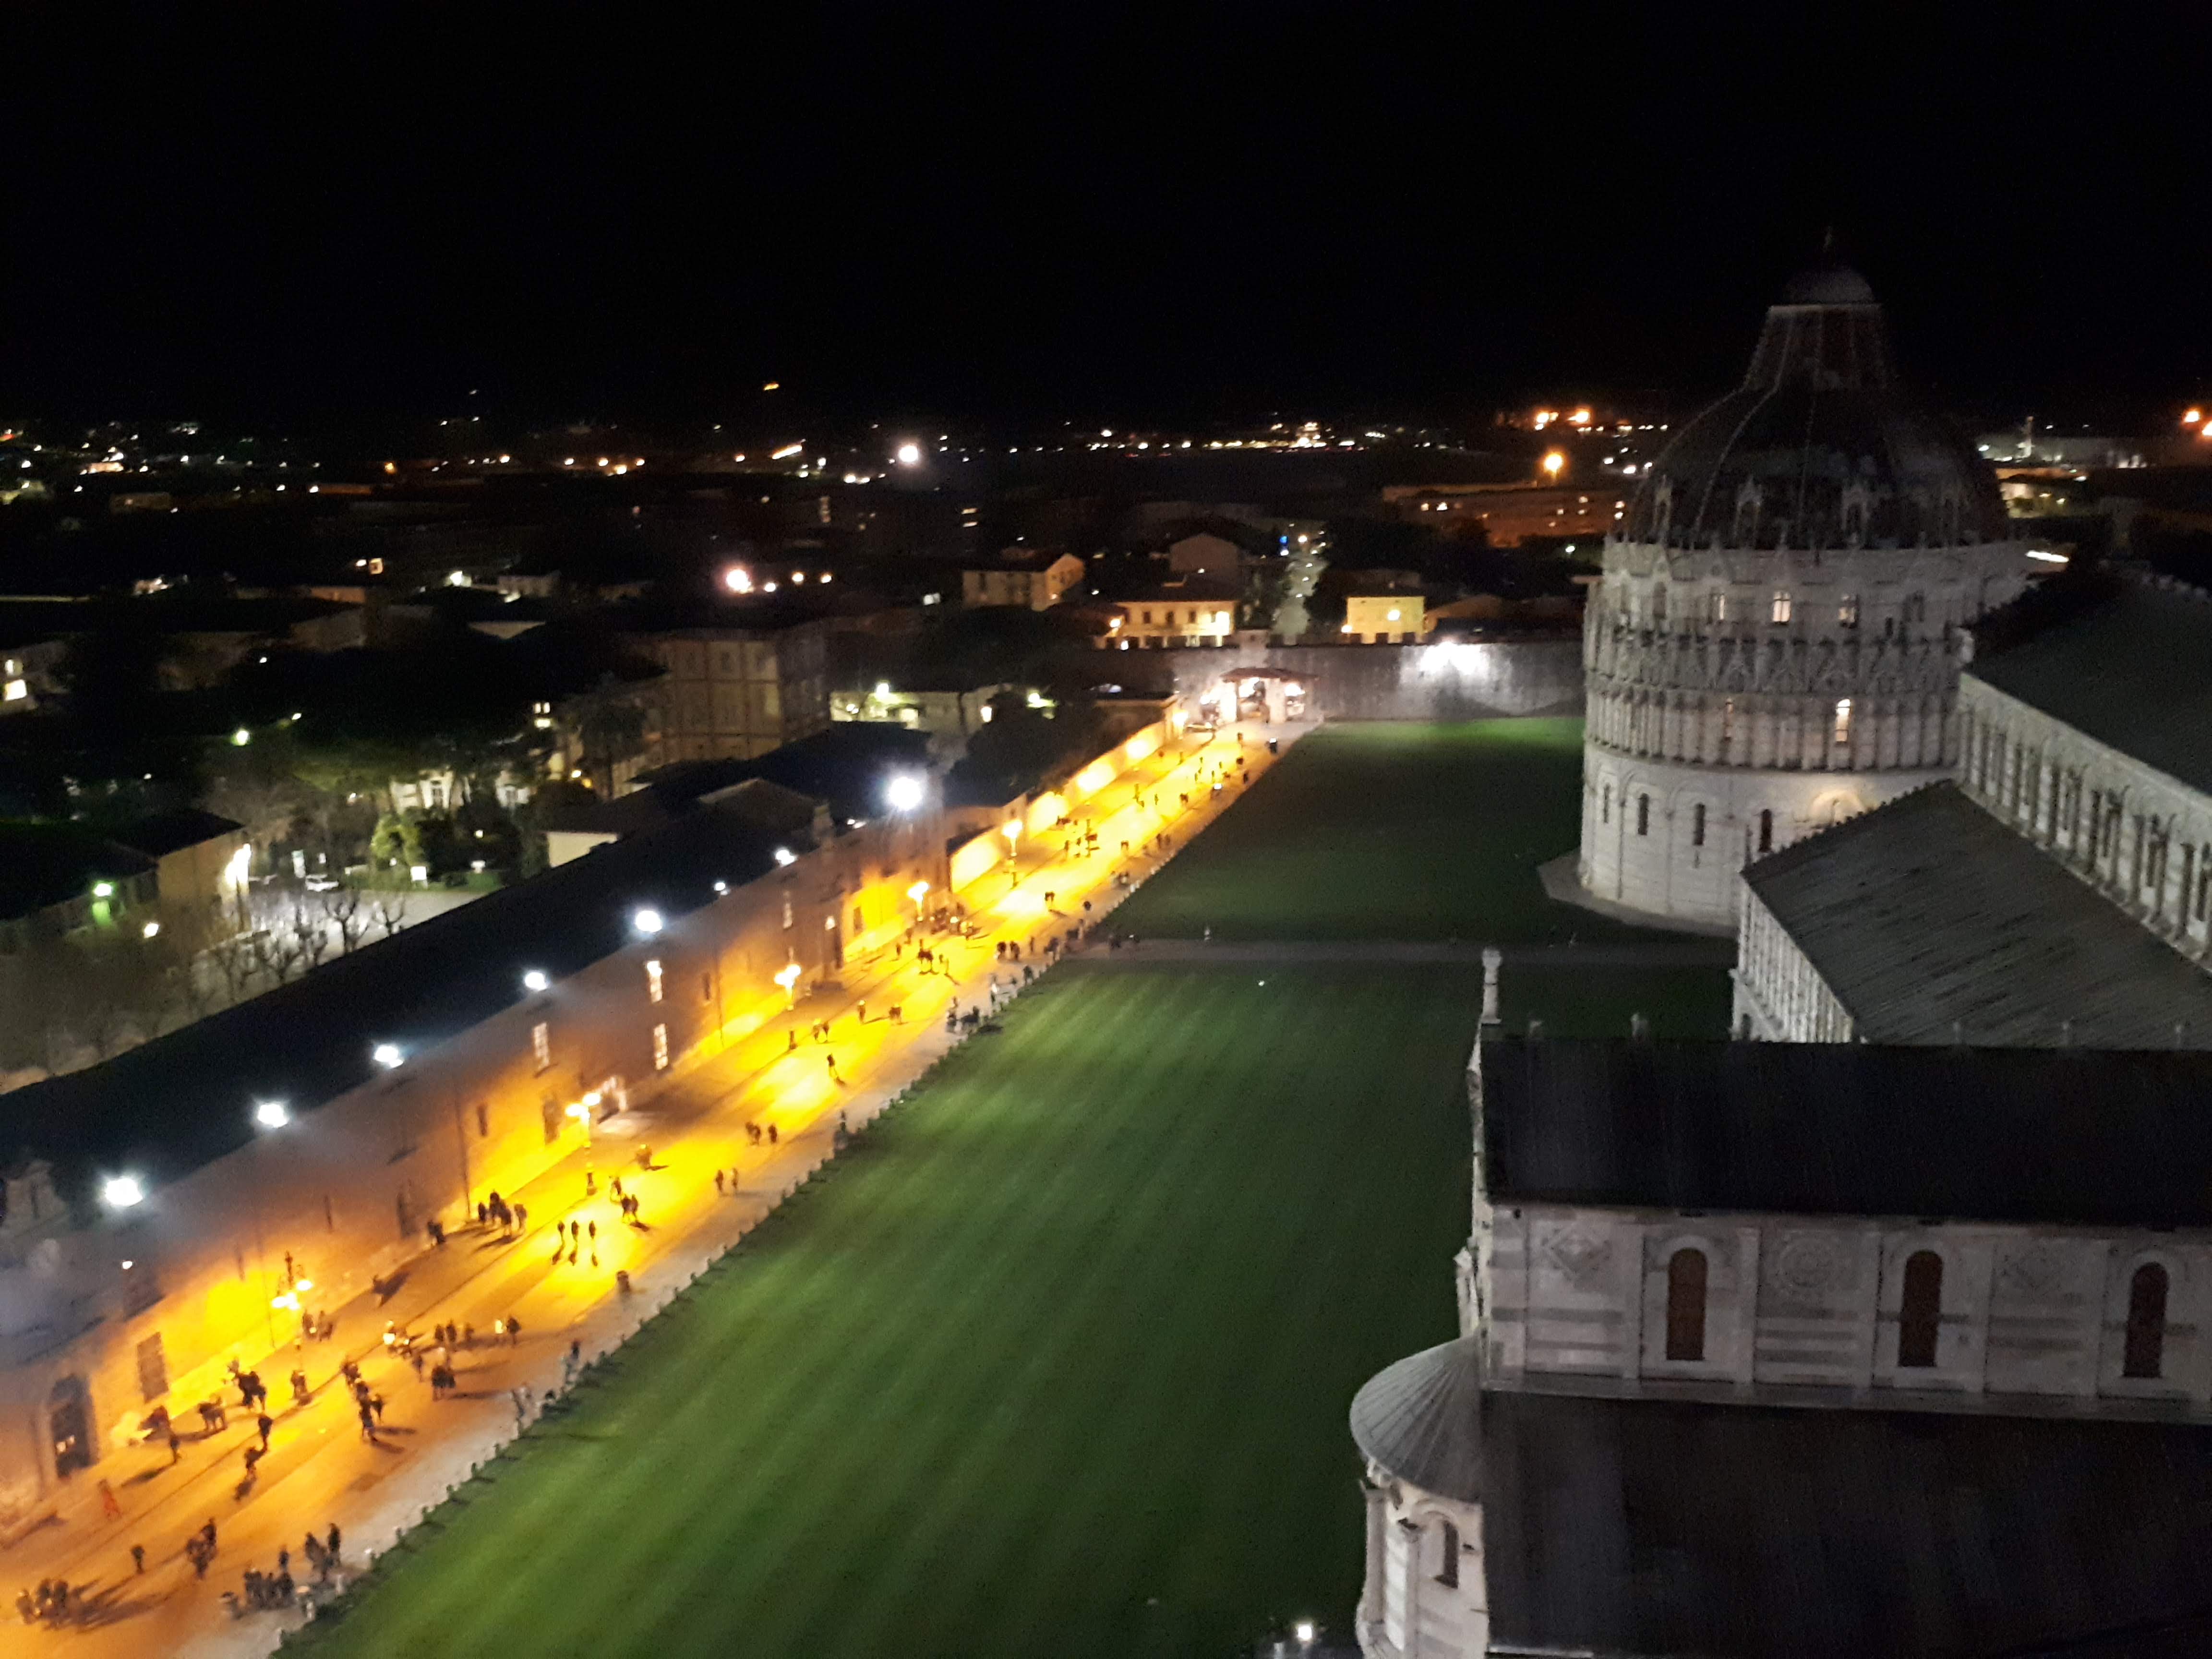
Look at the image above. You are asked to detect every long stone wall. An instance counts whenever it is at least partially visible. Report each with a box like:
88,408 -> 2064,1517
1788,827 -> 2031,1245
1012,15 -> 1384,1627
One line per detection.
1167,638 -> 1584,722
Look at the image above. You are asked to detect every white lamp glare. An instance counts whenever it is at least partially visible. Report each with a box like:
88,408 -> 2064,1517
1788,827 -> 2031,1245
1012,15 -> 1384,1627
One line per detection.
883,773 -> 926,813
372,1042 -> 405,1070
522,969 -> 551,993
103,1175 -> 144,1209
632,907 -> 664,936
253,1099 -> 289,1129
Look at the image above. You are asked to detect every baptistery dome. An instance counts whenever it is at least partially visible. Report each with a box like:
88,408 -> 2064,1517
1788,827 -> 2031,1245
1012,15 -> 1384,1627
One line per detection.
1574,264 -> 2032,931
1616,264 -> 2008,555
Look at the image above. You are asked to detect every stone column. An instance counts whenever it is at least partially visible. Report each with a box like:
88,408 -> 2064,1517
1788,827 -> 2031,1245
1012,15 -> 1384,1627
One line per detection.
1479,948 -> 1502,1028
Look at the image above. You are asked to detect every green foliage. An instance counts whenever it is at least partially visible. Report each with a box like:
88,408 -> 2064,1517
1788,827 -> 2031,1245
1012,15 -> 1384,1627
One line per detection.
370,812 -> 426,871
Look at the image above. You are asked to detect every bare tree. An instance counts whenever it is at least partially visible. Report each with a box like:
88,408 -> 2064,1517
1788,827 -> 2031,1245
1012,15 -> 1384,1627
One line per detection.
370,891 -> 411,939
289,899 -> 335,973
320,885 -> 371,954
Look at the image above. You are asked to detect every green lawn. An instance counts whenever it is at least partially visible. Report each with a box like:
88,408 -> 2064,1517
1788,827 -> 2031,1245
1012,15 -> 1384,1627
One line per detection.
1114,720 -> 1683,943
295,968 -> 1485,1659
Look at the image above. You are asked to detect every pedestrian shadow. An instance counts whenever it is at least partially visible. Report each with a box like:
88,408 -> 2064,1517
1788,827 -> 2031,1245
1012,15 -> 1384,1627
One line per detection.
57,1576 -> 164,1629
371,1270 -> 410,1304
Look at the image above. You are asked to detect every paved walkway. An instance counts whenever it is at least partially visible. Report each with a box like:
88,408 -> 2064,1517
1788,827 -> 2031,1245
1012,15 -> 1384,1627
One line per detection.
6,721 -> 1300,1659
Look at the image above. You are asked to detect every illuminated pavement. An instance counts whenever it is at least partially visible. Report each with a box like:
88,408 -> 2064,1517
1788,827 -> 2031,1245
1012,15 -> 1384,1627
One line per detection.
4,720 -> 1301,1659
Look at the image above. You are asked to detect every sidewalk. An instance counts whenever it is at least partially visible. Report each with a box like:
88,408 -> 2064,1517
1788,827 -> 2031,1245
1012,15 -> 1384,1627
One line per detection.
6,721 -> 1304,1659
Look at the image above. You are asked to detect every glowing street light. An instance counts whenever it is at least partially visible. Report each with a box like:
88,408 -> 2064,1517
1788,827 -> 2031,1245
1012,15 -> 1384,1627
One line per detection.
1002,818 -> 1022,853
883,773 -> 926,814
231,727 -> 252,746
102,1175 -> 144,1210
774,960 -> 802,1007
372,1042 -> 405,1070
632,907 -> 665,937
907,880 -> 930,903
253,1099 -> 289,1130
522,969 -> 551,993
722,565 -> 754,594
773,846 -> 797,867
1541,450 -> 1566,480
895,442 -> 923,466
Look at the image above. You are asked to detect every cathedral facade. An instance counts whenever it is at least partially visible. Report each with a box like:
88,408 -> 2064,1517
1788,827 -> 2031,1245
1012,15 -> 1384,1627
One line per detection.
1577,266 -> 2032,927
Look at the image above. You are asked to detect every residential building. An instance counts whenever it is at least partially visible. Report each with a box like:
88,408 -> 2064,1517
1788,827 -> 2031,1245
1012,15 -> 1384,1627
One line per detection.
628,612 -> 832,764
1101,578 -> 1240,649
1344,593 -> 1427,643
1381,482 -> 1626,546
961,551 -> 1085,611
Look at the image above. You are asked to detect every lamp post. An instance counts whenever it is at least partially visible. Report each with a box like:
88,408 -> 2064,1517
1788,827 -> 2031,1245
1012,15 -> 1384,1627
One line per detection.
775,960 -> 801,1009
250,1099 -> 290,1348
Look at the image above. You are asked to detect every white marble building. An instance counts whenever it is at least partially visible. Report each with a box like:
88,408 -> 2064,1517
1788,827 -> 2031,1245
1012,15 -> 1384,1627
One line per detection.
1733,576 -> 2212,1045
1348,1033 -> 2212,1659
1577,265 -> 2032,928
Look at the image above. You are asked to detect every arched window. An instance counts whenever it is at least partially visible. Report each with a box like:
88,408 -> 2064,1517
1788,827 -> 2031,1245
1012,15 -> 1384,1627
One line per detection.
1692,803 -> 1707,847
1898,1250 -> 1943,1368
1637,794 -> 1650,836
2125,1262 -> 2170,1380
1758,809 -> 1774,854
1601,785 -> 1611,825
1436,1519 -> 1460,1587
1665,1247 -> 1707,1362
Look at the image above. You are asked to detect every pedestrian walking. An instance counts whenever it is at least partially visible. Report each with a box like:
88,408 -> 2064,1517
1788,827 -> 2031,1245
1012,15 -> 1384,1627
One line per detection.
767,1123 -> 779,1145
358,1403 -> 375,1441
256,1412 -> 273,1450
130,1543 -> 144,1575
714,1169 -> 725,1196
326,1523 -> 341,1565
98,1478 -> 121,1520
515,1202 -> 528,1231
369,1392 -> 385,1424
506,1313 -> 521,1345
167,1426 -> 181,1464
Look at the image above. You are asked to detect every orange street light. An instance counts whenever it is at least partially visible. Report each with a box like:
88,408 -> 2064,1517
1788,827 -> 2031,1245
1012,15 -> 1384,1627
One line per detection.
1541,450 -> 1566,480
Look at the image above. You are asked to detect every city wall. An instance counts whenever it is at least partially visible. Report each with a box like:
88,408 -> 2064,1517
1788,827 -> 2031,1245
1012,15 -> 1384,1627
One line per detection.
1166,638 -> 1584,722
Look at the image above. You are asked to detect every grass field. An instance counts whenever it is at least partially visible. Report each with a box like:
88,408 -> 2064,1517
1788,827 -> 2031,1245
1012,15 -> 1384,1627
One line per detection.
1111,720 -> 1682,944
296,969 -> 1484,1659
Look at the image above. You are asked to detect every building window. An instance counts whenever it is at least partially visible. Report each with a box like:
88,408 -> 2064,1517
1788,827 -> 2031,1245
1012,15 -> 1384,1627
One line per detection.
1898,1250 -> 1943,1368
1904,591 -> 1927,625
1839,593 -> 1859,626
1436,1519 -> 1460,1588
541,1094 -> 561,1144
1770,589 -> 1792,624
851,904 -> 865,935
2125,1262 -> 2170,1380
1665,1247 -> 1707,1362
1833,698 -> 1852,745
1636,793 -> 1650,836
1758,809 -> 1774,854
1692,803 -> 1706,847
1707,591 -> 1727,624
646,960 -> 664,1004
475,1103 -> 490,1138
1651,585 -> 1668,623
531,1022 -> 551,1072
1601,785 -> 1611,825
652,1023 -> 670,1071
136,1333 -> 169,1403
782,895 -> 794,930
701,973 -> 713,1003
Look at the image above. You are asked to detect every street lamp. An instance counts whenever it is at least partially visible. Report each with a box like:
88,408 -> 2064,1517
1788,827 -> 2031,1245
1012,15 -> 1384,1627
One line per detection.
254,1099 -> 289,1129
883,773 -> 926,814
1541,449 -> 1565,481
522,968 -> 551,993
102,1174 -> 144,1210
774,960 -> 802,1008
632,907 -> 664,937
372,1042 -> 405,1070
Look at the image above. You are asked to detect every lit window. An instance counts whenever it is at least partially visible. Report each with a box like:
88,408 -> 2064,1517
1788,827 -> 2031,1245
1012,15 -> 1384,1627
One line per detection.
1839,593 -> 1859,626
1,679 -> 24,702
652,1023 -> 669,1071
531,1022 -> 551,1071
782,896 -> 794,929
646,960 -> 663,1003
1707,592 -> 1727,624
1833,699 -> 1852,745
1770,590 -> 1792,624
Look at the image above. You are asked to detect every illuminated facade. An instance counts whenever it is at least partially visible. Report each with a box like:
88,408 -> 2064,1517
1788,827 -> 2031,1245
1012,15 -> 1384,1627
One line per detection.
1577,266 -> 2032,928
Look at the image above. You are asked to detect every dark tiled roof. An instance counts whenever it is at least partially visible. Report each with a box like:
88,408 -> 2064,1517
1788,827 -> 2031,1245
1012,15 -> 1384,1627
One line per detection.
1481,1388 -> 2212,1658
0,824 -> 156,919
1970,580 -> 2212,798
1742,782 -> 2212,1046
1479,1036 -> 2212,1227
0,801 -> 785,1194
1348,1338 -> 1483,1502
115,808 -> 242,858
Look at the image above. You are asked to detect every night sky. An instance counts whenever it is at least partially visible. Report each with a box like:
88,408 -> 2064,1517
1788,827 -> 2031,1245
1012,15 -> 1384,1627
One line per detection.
4,10 -> 2204,428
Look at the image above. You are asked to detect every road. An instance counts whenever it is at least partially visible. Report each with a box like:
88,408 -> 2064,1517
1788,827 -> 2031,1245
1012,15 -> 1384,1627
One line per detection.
5,721 -> 1298,1659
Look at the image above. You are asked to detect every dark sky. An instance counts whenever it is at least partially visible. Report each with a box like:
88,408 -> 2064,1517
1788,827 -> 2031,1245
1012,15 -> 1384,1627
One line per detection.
4,9 -> 2205,429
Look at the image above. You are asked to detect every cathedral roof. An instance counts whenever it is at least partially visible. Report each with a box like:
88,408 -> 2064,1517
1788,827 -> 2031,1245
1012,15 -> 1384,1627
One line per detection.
1742,781 -> 2212,1048
1480,1388 -> 2212,1658
1348,1337 -> 1483,1502
1971,577 -> 2212,800
1615,266 -> 2008,553
1479,1034 -> 2212,1229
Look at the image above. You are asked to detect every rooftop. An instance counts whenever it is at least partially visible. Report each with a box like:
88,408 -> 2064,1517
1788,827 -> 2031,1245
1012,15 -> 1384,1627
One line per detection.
0,823 -> 156,921
1970,578 -> 2212,799
1479,1034 -> 2212,1228
1478,1387 -> 2212,1658
1742,781 -> 2212,1046
1,799 -> 787,1195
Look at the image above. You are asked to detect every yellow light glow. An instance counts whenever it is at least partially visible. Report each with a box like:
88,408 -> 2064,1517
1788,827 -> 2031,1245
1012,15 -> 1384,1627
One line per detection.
2188,409 -> 2204,425
1541,451 -> 1565,478
907,880 -> 930,902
